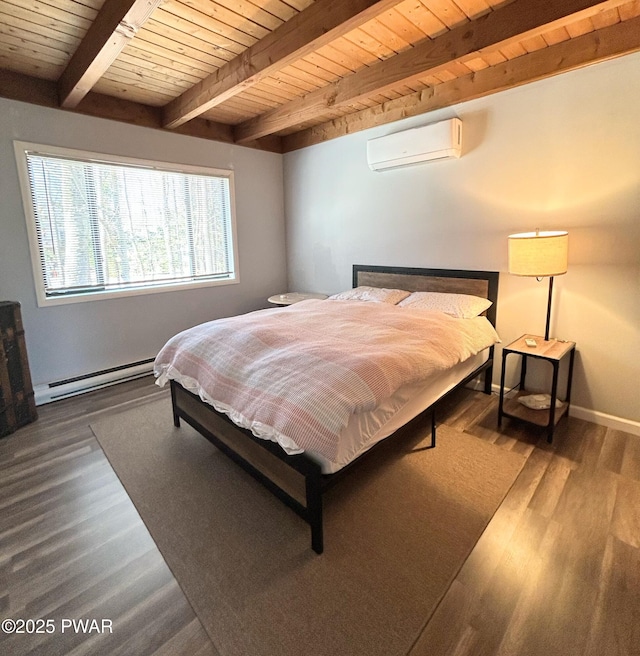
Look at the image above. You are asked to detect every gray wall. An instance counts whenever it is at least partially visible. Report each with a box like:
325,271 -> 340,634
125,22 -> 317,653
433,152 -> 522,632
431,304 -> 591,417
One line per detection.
284,52 -> 640,425
0,98 -> 287,386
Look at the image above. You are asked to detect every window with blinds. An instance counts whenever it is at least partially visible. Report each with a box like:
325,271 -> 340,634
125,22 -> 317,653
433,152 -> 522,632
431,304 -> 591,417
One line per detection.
14,142 -> 238,305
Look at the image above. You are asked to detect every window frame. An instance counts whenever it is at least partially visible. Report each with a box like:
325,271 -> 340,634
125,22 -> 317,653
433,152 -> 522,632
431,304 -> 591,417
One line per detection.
14,141 -> 240,307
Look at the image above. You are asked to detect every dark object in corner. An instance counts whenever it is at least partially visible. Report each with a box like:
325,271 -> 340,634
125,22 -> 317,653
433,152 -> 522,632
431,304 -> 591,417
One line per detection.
0,301 -> 37,437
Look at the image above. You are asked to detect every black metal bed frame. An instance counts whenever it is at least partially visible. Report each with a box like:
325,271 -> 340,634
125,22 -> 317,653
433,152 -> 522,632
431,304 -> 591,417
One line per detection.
169,265 -> 499,554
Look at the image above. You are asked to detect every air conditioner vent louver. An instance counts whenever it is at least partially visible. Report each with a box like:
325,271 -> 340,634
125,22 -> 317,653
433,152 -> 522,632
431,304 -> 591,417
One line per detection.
367,118 -> 462,171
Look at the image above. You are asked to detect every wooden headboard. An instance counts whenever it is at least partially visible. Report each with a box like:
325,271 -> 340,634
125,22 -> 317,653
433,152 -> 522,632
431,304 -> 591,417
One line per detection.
352,265 -> 499,327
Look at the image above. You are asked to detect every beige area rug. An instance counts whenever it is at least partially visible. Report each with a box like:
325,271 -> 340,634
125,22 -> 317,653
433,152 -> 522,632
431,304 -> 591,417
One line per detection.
91,398 -> 525,656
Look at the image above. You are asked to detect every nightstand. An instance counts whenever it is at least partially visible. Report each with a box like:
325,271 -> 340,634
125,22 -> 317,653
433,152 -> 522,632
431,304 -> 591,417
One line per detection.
268,292 -> 328,306
498,334 -> 576,443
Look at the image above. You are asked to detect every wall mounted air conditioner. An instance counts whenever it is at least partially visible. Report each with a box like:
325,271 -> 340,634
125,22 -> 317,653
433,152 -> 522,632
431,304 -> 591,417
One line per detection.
366,118 -> 462,171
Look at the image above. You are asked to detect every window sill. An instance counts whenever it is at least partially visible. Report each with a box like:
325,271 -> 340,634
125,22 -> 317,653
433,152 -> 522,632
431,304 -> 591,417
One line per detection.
36,276 -> 239,307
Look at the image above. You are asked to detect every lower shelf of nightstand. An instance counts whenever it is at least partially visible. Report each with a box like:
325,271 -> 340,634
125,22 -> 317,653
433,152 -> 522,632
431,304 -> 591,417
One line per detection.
502,390 -> 568,428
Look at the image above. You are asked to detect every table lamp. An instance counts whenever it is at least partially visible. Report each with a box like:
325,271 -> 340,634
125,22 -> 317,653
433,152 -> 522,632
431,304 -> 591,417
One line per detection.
508,229 -> 568,341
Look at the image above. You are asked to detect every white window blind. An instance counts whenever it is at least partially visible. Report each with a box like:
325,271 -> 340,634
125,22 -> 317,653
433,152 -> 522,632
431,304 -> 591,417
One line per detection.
17,144 -> 237,304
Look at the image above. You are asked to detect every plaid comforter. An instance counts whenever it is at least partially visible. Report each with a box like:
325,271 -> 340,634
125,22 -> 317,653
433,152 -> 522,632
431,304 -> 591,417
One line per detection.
154,299 -> 499,461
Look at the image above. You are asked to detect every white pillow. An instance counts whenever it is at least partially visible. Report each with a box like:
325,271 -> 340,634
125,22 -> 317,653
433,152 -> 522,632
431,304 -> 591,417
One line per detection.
328,286 -> 411,304
397,291 -> 492,318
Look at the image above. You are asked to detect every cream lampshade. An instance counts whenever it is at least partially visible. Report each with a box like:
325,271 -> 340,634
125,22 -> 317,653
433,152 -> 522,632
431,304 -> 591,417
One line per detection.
508,230 -> 568,341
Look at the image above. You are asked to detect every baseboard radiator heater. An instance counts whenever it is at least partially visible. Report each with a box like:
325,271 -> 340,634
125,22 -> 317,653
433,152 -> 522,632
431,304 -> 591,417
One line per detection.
34,359 -> 155,405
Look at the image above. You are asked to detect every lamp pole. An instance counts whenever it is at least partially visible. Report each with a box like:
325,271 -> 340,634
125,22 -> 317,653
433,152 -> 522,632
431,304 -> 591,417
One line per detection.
545,276 -> 554,341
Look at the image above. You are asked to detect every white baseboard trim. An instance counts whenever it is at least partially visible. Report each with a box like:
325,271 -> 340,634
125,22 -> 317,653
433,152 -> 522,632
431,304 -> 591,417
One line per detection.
35,361 -> 155,405
568,405 -> 640,436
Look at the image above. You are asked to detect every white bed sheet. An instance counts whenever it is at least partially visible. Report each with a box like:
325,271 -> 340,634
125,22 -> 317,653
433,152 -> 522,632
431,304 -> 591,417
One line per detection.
307,351 -> 488,473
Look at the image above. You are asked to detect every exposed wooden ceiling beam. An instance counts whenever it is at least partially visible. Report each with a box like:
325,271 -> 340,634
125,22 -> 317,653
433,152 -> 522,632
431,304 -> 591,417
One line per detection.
282,15 -> 640,152
234,0 -> 630,143
162,0 -> 406,129
58,0 -> 163,108
0,68 -> 58,107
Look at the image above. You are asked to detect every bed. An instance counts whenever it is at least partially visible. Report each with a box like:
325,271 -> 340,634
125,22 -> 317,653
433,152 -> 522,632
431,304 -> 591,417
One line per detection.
154,265 -> 500,553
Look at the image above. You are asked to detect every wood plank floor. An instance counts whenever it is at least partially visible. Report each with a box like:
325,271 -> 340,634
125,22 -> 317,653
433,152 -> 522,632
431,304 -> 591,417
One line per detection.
1,377 -> 638,655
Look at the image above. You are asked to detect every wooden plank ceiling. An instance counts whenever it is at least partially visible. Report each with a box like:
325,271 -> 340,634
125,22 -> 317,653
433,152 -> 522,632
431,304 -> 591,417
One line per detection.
1,0 -> 639,153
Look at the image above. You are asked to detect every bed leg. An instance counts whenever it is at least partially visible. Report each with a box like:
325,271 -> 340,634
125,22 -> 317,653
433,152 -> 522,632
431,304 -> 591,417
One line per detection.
170,381 -> 181,427
430,409 -> 436,449
305,471 -> 324,555
483,350 -> 494,395
483,370 -> 492,395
